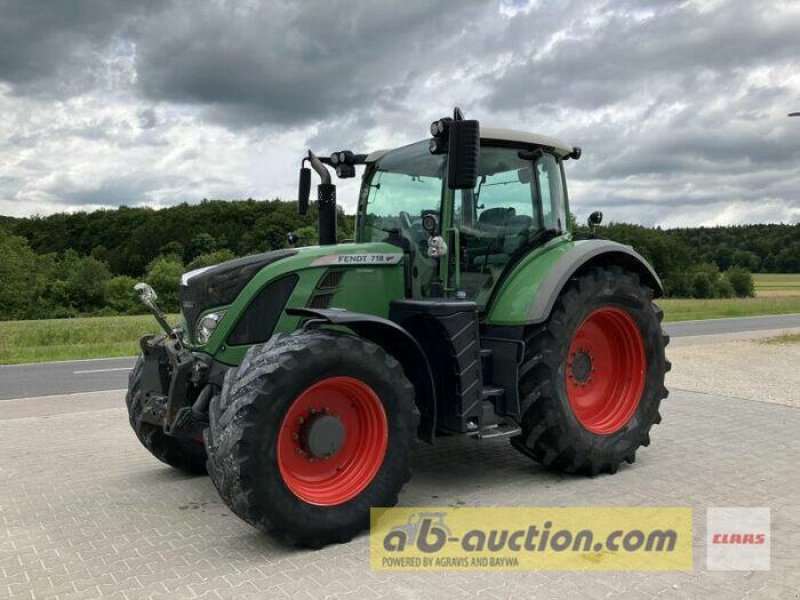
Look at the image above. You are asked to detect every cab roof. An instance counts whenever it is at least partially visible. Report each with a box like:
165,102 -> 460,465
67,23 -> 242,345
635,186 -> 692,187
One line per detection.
365,127 -> 573,163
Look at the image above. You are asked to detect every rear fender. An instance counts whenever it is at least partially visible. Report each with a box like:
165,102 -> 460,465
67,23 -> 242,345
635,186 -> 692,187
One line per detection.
486,239 -> 663,326
285,307 -> 437,443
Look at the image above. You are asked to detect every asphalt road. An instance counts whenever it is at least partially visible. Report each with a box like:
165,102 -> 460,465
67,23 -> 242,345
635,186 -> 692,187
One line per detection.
1,313 -> 798,401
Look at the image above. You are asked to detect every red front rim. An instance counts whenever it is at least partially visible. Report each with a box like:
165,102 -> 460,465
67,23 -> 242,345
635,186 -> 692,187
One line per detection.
565,307 -> 646,435
277,376 -> 388,506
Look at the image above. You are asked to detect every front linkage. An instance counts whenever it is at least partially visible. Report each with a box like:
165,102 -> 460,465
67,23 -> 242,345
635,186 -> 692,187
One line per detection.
133,284 -> 221,443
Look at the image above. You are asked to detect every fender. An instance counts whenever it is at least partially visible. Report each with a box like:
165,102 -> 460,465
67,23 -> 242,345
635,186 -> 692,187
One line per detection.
486,239 -> 663,326
285,307 -> 437,443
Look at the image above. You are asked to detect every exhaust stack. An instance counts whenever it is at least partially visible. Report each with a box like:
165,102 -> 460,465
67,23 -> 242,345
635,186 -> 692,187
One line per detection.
302,151 -> 337,246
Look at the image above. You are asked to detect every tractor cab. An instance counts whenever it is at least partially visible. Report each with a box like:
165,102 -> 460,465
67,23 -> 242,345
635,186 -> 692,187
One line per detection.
301,114 -> 581,309
356,132 -> 575,304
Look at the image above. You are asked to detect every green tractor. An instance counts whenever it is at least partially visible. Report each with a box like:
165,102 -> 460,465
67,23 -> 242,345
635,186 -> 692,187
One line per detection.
127,109 -> 669,547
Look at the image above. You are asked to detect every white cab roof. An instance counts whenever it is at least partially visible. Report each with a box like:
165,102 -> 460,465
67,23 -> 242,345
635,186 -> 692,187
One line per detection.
365,127 -> 573,163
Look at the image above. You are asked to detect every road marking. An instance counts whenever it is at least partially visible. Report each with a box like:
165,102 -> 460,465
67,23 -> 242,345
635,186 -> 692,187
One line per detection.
73,367 -> 132,375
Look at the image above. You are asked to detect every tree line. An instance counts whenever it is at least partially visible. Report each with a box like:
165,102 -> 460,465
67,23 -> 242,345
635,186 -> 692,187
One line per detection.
0,198 -> 797,321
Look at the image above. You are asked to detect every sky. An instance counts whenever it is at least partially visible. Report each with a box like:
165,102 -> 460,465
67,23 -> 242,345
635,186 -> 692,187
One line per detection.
0,0 -> 798,227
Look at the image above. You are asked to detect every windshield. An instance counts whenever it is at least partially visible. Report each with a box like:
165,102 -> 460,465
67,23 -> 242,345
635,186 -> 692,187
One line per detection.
358,141 -> 445,244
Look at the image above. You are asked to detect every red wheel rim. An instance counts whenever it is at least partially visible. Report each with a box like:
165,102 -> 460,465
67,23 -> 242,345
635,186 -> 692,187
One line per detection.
565,307 -> 646,435
277,376 -> 388,506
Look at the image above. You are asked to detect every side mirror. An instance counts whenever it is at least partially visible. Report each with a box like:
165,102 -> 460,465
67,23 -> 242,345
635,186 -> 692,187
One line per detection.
422,213 -> 438,235
447,119 -> 480,190
298,167 -> 311,216
588,211 -> 603,232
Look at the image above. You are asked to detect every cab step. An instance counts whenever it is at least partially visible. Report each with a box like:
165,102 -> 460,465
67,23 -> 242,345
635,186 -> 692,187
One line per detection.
470,423 -> 522,440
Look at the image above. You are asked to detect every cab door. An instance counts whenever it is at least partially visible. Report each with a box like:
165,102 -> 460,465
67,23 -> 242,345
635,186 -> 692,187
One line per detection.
452,146 -> 567,306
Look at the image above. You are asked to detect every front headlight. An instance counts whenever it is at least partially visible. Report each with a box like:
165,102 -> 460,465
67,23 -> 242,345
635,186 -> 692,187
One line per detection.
196,311 -> 225,344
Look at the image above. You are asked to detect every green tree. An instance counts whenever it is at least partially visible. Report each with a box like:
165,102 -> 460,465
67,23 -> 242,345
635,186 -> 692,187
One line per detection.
145,256 -> 184,312
0,233 -> 42,318
190,232 -> 218,258
724,267 -> 755,298
187,249 -> 236,270
104,275 -> 143,314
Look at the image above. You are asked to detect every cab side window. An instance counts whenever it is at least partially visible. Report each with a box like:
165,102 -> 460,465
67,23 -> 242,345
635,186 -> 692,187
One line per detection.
537,153 -> 566,232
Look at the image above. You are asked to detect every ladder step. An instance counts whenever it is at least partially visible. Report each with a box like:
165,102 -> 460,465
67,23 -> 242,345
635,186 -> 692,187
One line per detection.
471,423 -> 522,440
481,385 -> 504,401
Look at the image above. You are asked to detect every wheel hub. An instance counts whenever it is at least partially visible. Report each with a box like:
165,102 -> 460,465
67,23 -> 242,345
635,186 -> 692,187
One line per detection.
277,376 -> 389,506
300,413 -> 346,458
569,349 -> 594,384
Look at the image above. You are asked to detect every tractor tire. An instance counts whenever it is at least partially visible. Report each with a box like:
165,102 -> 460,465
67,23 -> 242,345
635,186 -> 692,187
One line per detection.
510,266 -> 670,475
126,354 -> 208,475
205,330 -> 415,548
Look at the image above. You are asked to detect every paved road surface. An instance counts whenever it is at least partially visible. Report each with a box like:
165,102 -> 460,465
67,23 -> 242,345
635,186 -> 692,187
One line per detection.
0,387 -> 797,598
663,313 -> 800,337
1,313 -> 798,401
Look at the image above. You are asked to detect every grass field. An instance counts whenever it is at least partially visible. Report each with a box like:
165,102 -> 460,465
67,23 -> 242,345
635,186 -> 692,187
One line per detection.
0,314 -> 178,365
658,296 -> 800,322
753,273 -> 800,297
1,276 -> 800,364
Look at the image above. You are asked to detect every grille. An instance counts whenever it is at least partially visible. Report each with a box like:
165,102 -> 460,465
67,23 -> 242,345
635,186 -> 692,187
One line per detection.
318,270 -> 345,289
308,293 -> 334,309
227,275 -> 299,346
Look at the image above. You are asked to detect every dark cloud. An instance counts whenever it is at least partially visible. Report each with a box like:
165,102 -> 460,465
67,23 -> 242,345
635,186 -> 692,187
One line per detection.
0,0 -> 798,224
133,0 -> 487,127
482,1 -> 800,112
0,0 -> 158,96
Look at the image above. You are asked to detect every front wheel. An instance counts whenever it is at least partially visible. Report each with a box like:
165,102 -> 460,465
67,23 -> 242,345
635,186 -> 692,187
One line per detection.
206,330 -> 415,547
511,266 -> 670,475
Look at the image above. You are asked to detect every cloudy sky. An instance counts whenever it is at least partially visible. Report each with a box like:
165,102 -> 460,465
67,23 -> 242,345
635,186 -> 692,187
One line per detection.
1,0 -> 798,227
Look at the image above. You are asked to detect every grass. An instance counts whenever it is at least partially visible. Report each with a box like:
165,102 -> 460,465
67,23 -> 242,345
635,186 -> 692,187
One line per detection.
762,333 -> 800,345
0,314 -> 178,365
658,296 -> 800,322
753,273 -> 800,297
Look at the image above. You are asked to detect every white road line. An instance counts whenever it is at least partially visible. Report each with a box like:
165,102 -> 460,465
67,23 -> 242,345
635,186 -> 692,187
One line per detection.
73,367 -> 132,375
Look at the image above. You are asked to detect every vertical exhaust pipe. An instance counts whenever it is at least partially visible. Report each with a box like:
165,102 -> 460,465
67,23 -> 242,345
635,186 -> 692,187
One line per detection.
307,151 -> 337,245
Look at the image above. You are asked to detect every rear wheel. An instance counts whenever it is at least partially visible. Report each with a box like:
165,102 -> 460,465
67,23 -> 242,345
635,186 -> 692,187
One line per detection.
511,266 -> 670,475
126,354 -> 208,475
206,330 -> 415,547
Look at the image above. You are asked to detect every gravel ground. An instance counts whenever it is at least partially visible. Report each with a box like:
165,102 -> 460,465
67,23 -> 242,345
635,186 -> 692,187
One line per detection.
667,328 -> 800,408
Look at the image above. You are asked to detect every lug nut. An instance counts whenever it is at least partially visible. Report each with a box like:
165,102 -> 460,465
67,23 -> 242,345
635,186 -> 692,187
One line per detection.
297,417 -> 304,425
295,448 -> 304,455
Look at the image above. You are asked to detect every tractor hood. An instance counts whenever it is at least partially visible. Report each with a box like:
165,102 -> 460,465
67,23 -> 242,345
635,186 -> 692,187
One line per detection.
180,249 -> 298,331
